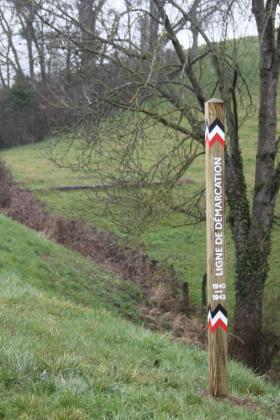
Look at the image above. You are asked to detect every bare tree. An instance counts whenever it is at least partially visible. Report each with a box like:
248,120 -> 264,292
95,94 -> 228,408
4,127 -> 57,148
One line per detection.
2,0 -> 279,368
0,5 -> 24,80
139,0 -> 165,54
76,0 -> 108,73
231,0 -> 280,366
11,0 -> 47,82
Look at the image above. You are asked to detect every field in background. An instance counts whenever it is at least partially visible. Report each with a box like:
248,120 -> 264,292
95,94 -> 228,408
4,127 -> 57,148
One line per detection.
2,106 -> 280,325
1,39 -> 280,354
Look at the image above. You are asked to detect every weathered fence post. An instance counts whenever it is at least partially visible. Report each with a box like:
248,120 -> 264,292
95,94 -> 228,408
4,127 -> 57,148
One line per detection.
205,98 -> 228,397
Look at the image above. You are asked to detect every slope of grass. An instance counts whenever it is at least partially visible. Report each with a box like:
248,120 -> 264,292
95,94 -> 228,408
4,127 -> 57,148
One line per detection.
1,36 -> 280,322
0,214 -> 279,418
0,214 -> 143,323
1,110 -> 277,318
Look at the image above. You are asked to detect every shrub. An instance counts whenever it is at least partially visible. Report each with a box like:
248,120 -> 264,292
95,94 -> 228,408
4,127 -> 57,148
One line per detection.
0,159 -> 13,207
0,82 -> 50,148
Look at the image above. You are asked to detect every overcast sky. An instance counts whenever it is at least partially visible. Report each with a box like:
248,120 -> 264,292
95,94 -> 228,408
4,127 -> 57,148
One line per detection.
106,0 -> 259,48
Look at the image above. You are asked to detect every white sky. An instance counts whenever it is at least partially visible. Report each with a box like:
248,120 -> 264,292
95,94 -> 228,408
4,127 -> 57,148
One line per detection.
108,0 -> 259,48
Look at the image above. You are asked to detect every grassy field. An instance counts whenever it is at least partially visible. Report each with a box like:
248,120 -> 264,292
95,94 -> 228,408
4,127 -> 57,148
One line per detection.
0,214 -> 279,418
2,107 -> 280,325
1,37 -> 280,350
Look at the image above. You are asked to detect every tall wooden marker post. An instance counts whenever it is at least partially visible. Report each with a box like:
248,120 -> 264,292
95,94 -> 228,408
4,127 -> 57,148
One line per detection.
205,98 -> 228,397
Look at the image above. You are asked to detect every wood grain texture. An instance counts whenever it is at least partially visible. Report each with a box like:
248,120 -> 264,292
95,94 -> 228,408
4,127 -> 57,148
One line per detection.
205,98 -> 228,397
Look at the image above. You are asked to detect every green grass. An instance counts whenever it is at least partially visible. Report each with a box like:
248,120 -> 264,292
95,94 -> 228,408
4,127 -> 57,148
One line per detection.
0,214 -> 143,323
0,139 -> 99,189
2,109 -> 280,322
0,214 -> 279,418
1,35 -> 280,329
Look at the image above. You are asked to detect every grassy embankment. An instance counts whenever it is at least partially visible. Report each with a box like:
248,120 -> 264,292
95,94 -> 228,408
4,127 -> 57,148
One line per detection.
2,102 -> 280,325
0,214 -> 279,418
2,37 -> 280,323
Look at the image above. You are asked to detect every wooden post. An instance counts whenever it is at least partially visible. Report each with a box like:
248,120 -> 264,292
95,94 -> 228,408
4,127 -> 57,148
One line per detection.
205,98 -> 228,397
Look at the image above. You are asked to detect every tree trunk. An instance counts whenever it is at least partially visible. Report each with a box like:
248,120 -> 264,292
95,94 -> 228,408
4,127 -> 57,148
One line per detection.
231,240 -> 269,367
149,0 -> 161,51
78,0 -> 96,68
231,1 -> 280,367
32,34 -> 47,83
26,26 -> 35,81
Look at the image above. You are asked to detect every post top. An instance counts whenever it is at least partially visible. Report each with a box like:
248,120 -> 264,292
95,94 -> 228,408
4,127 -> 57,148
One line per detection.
205,98 -> 224,104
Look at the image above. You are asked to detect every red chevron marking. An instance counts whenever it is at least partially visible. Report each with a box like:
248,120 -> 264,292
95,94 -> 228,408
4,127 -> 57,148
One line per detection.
205,133 -> 225,148
208,319 -> 228,333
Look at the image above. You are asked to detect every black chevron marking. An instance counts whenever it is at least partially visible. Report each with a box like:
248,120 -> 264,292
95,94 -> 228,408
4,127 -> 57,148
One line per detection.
208,118 -> 225,133
208,304 -> 227,318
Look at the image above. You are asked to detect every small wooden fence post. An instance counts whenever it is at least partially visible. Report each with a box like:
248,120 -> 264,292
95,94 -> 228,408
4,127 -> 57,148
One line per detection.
205,98 -> 228,397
